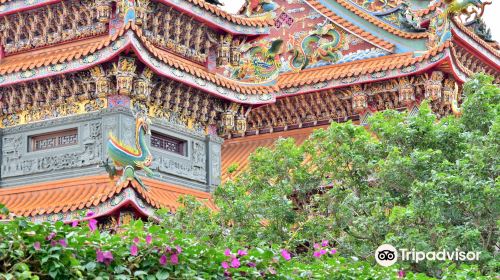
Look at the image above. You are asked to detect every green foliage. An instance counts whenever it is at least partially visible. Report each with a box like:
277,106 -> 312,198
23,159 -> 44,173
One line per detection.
209,74 -> 499,277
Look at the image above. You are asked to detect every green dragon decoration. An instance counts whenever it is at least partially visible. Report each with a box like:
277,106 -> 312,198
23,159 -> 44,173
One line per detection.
289,24 -> 345,72
232,39 -> 284,83
444,0 -> 491,21
104,114 -> 155,191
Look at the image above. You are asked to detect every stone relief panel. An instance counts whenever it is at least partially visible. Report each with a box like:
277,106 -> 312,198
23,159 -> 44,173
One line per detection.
1,120 -> 103,179
150,139 -> 207,184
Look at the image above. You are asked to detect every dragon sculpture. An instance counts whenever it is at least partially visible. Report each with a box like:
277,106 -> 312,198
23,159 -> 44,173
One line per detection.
288,24 -> 344,72
104,114 -> 155,191
232,39 -> 284,83
444,0 -> 491,22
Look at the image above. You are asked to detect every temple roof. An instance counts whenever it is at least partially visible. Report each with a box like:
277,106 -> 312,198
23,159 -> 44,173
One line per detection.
221,126 -> 325,182
306,0 -> 427,40
0,175 -> 216,220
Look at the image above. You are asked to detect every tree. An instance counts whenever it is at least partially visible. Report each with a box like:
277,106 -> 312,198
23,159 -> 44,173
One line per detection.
214,74 -> 499,276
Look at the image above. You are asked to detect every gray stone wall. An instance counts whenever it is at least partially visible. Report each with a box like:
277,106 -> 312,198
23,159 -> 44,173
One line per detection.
0,108 -> 223,192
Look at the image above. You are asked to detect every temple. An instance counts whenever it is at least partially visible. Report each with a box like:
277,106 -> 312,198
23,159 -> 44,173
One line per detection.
0,0 -> 498,227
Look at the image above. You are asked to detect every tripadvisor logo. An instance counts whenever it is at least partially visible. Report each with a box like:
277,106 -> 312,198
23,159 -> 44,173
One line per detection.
375,244 -> 481,267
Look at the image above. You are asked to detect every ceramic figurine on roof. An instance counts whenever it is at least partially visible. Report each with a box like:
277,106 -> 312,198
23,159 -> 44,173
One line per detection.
288,23 -> 345,71
240,0 -> 279,17
444,0 -> 491,22
231,39 -> 284,83
398,2 -> 427,32
105,113 -> 155,191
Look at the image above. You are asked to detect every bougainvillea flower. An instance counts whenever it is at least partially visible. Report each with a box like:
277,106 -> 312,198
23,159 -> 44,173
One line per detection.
146,234 -> 152,244
237,249 -> 248,256
319,249 -> 327,256
50,240 -> 57,247
133,237 -> 140,244
313,243 -> 320,249
159,255 -> 167,265
59,239 -> 68,248
321,240 -> 329,247
330,248 -> 337,254
280,249 -> 291,261
88,219 -> 98,232
86,211 -> 95,217
231,257 -> 240,268
33,242 -> 41,251
224,248 -> 231,256
71,220 -> 78,227
247,262 -> 256,267
46,232 -> 56,241
313,251 -> 322,258
130,244 -> 138,256
221,261 -> 229,269
176,245 -> 182,254
398,270 -> 405,278
96,250 -> 113,265
171,254 -> 179,265
96,250 -> 104,263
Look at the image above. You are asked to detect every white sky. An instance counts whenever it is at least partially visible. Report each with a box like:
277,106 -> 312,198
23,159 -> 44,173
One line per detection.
220,0 -> 499,41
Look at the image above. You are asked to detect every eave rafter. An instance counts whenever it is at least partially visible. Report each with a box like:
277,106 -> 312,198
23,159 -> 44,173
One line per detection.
0,0 -> 272,35
0,23 -> 277,105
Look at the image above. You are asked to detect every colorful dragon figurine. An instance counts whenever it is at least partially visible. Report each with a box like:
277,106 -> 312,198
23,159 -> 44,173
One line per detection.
232,39 -> 284,83
289,24 -> 344,72
444,0 -> 491,21
104,114 -> 155,191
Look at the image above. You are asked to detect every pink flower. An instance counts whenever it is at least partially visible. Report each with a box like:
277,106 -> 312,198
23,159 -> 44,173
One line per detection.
330,248 -> 337,254
46,232 -> 56,241
59,239 -> 68,248
321,240 -> 329,247
224,248 -> 231,256
86,211 -> 95,217
247,262 -> 256,267
159,255 -> 167,265
319,249 -> 327,256
268,267 -> 276,275
313,243 -> 320,249
33,242 -> 41,251
313,251 -> 322,258
171,254 -> 179,265
88,219 -> 98,231
230,258 -> 240,268
96,250 -> 113,265
176,245 -> 182,254
130,244 -> 138,256
146,234 -> 152,244
280,249 -> 291,261
237,249 -> 247,256
50,240 -> 57,247
398,270 -> 405,278
71,220 -> 78,227
221,261 -> 229,269
133,237 -> 140,244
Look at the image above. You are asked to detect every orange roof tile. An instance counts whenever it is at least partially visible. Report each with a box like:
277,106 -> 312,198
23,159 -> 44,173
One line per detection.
0,35 -> 113,75
415,0 -> 442,17
0,23 -> 277,95
277,52 -> 413,88
0,175 -> 216,217
306,0 -> 395,51
451,18 -> 500,58
277,41 -> 452,88
221,126 -> 326,182
182,0 -> 274,28
306,0 -> 427,40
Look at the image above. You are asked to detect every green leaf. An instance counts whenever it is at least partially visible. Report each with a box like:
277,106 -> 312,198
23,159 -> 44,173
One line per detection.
155,270 -> 170,280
